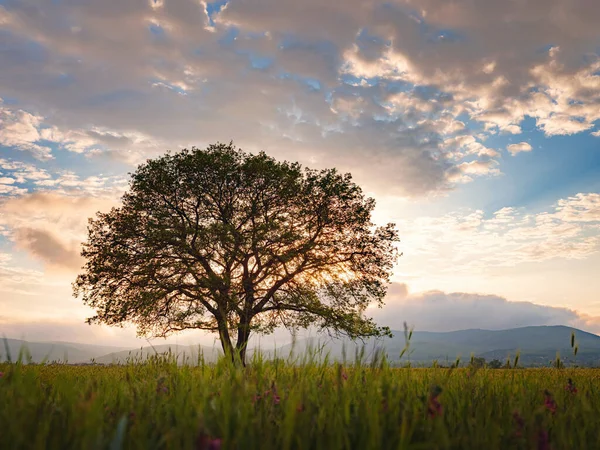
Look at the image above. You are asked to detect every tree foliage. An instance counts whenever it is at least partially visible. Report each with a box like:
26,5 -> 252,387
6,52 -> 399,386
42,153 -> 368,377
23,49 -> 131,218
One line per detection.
74,143 -> 400,363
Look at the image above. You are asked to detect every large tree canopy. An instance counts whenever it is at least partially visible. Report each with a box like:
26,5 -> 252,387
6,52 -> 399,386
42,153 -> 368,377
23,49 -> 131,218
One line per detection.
74,143 -> 400,363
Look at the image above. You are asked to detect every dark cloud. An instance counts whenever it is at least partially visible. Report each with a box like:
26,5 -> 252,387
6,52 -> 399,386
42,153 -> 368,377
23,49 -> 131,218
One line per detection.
367,283 -> 597,332
13,228 -> 82,270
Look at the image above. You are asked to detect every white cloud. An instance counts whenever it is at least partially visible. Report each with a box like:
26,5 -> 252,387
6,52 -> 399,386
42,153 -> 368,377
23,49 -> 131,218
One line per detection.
0,105 -> 52,160
393,192 -> 600,277
502,124 -> 522,134
507,142 -> 533,155
0,159 -> 51,183
554,193 -> 600,223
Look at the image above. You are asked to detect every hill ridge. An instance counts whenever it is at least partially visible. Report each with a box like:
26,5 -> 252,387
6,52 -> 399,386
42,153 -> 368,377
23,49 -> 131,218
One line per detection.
3,325 -> 599,366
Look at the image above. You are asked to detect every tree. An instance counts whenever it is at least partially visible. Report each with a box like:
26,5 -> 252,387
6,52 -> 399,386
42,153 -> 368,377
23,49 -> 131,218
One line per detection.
74,143 -> 400,364
469,356 -> 486,369
487,359 -> 503,369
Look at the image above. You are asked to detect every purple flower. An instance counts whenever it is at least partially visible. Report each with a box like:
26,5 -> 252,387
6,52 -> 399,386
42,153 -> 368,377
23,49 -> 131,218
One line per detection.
427,386 -> 443,418
565,378 -> 578,394
207,439 -> 221,450
538,429 -> 550,450
196,433 -> 222,450
512,411 -> 525,437
544,390 -> 557,415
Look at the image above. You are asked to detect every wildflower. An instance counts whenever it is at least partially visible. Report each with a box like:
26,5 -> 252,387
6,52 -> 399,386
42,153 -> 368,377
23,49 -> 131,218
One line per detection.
543,390 -> 557,415
156,384 -> 169,394
341,370 -> 348,381
196,433 -> 222,450
207,439 -> 222,450
427,385 -> 443,418
0,372 -> 3,378
512,411 -> 525,438
565,378 -> 578,394
270,382 -> 280,405
258,385 -> 281,405
537,429 -> 550,450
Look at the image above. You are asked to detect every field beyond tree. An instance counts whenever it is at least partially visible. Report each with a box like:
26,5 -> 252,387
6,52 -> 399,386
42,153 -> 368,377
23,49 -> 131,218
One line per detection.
2,354 -> 600,450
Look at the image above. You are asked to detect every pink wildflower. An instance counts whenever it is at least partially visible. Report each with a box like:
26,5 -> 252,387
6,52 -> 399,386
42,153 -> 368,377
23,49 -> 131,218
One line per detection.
258,385 -> 281,405
537,429 -> 550,450
0,372 -> 3,378
270,382 -> 280,405
544,390 -> 557,415
207,439 -> 222,450
427,386 -> 443,418
512,411 -> 525,438
196,433 -> 222,450
565,378 -> 578,394
341,371 -> 348,381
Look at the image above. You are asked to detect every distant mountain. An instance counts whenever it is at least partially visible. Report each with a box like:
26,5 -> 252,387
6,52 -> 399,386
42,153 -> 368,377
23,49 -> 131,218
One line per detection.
273,326 -> 600,367
3,326 -> 599,366
0,338 -> 129,364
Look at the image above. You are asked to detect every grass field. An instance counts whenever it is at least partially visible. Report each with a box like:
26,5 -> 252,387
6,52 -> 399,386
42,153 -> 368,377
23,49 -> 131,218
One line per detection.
2,350 -> 600,450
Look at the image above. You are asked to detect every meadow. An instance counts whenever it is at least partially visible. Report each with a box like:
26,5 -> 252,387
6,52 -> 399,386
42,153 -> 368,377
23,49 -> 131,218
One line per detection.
1,350 -> 600,450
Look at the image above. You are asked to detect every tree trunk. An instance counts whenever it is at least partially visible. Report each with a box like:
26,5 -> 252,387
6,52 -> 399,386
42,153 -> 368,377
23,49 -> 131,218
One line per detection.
217,319 -> 235,363
236,320 -> 252,366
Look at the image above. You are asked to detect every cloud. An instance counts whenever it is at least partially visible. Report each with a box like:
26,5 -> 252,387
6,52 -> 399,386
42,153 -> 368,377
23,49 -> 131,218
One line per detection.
393,192 -> 600,276
507,142 -> 533,156
0,158 -> 51,183
0,104 -> 53,160
554,193 -> 600,222
3,282 -> 598,346
448,158 -> 500,184
13,228 -> 83,271
6,0 -> 600,195
368,283 -> 600,333
0,192 -> 118,270
0,177 -> 15,185
0,184 -> 27,196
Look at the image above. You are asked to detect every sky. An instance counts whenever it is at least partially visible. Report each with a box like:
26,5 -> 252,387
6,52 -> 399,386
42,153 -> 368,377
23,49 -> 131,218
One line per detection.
1,0 -> 600,348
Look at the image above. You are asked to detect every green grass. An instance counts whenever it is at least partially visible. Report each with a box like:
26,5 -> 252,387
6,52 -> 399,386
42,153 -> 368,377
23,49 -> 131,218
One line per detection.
2,351 -> 600,450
